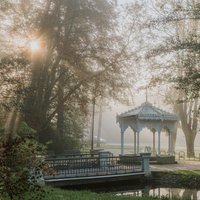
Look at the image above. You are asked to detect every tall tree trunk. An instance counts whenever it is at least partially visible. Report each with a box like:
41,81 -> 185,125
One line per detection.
23,50 -> 56,133
23,52 -> 48,130
185,132 -> 195,158
96,102 -> 103,148
175,98 -> 198,157
90,96 -> 95,151
57,67 -> 65,138
171,127 -> 177,154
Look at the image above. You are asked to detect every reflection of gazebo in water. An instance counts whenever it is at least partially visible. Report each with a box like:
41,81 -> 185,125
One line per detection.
117,101 -> 178,156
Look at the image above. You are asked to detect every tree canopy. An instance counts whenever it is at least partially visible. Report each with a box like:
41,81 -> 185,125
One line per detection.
0,0 -> 136,152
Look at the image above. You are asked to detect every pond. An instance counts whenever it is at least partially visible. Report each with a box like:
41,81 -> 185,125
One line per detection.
71,182 -> 200,200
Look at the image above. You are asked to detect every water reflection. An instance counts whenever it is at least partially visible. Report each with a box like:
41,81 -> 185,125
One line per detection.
116,187 -> 199,199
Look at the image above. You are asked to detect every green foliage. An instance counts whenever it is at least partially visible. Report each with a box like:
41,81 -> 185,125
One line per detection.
17,122 -> 36,138
0,127 -> 5,134
0,126 -> 47,200
62,111 -> 84,150
39,110 -> 84,154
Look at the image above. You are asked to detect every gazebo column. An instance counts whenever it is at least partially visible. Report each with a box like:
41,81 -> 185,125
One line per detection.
169,132 -> 174,155
137,132 -> 140,154
168,132 -> 171,155
121,131 -> 124,155
134,131 -> 137,154
157,131 -> 161,156
152,131 -> 156,155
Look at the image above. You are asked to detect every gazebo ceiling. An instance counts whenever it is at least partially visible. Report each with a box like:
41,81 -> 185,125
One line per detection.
118,101 -> 177,121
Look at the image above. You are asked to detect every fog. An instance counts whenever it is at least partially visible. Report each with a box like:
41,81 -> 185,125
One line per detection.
91,92 -> 200,152
88,0 -> 200,153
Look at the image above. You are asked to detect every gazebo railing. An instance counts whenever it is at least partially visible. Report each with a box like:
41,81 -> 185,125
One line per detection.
174,151 -> 200,161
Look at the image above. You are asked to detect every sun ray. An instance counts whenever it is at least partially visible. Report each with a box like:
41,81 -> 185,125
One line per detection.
29,39 -> 40,52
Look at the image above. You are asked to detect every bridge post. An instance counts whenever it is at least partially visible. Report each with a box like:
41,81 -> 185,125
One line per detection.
140,153 -> 151,176
99,151 -> 110,168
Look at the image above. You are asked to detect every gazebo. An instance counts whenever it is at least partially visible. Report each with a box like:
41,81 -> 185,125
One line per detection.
117,101 -> 178,156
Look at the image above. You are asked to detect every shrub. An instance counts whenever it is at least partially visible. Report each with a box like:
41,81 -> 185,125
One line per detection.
0,123 -> 47,200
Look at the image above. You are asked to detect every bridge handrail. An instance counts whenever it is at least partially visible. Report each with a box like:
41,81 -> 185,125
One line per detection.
46,152 -> 100,159
44,154 -> 142,180
45,155 -> 120,162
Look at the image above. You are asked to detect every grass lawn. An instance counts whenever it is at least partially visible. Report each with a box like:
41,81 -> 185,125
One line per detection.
172,170 -> 200,175
39,187 -> 174,200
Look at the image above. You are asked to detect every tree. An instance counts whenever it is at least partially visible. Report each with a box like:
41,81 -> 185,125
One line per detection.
146,0 -> 200,100
165,88 -> 199,157
152,1 -> 199,157
0,0 -> 136,151
126,0 -> 200,157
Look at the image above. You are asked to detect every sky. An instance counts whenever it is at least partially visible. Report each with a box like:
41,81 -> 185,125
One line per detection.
118,0 -> 135,4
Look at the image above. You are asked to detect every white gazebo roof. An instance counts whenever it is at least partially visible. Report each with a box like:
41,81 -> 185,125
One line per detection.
118,102 -> 177,121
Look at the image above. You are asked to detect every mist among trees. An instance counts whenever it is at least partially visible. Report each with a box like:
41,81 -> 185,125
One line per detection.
0,0 -> 199,155
1,1 -> 200,199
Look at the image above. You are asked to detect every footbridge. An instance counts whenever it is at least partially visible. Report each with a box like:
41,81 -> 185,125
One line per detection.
44,152 -> 151,187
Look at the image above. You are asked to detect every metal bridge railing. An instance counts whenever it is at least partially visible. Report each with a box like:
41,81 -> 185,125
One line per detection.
45,154 -> 142,180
